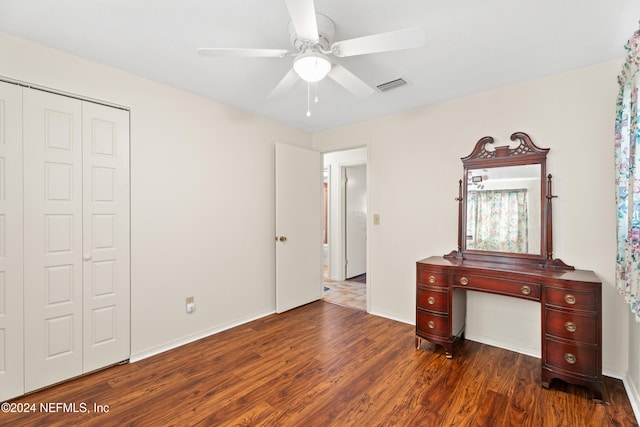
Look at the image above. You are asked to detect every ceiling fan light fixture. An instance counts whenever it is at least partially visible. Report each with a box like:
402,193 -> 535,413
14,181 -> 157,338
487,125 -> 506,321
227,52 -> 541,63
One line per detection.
293,52 -> 331,82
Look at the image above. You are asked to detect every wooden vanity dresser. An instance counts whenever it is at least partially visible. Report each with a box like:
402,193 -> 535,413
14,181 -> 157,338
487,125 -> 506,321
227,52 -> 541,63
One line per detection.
416,132 -> 603,401
416,256 -> 602,401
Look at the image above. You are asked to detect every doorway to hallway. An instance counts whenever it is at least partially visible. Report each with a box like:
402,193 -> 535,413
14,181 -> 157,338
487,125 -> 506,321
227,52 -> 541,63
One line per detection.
322,148 -> 367,311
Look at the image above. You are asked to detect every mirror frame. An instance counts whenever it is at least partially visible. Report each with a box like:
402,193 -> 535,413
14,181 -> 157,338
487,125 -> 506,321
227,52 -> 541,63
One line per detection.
445,132 -> 573,269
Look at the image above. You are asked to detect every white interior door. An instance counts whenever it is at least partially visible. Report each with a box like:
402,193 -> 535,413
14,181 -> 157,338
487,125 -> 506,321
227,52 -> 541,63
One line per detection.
345,164 -> 366,278
275,143 -> 323,313
24,88 -> 84,391
82,102 -> 130,373
0,81 -> 24,401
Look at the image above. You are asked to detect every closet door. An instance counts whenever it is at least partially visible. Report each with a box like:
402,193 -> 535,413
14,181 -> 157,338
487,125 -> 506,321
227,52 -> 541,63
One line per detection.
23,89 -> 83,392
0,82 -> 24,401
82,102 -> 130,372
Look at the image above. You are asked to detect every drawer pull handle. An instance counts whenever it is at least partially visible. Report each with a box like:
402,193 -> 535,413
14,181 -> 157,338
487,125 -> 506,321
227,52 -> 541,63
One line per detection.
427,321 -> 436,329
427,296 -> 436,305
564,322 -> 577,333
564,353 -> 577,364
564,294 -> 576,305
428,276 -> 437,284
459,277 -> 469,285
521,285 -> 531,295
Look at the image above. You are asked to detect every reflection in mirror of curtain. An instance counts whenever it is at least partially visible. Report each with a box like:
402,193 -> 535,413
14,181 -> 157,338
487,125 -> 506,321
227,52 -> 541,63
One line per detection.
466,189 -> 528,253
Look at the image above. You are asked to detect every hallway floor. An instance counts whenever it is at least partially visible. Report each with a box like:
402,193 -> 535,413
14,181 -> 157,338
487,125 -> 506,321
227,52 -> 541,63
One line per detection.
323,276 -> 366,311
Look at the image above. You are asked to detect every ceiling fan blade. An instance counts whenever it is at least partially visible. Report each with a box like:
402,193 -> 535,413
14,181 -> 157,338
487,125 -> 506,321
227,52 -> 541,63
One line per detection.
197,48 -> 288,58
331,27 -> 425,58
285,0 -> 319,42
267,68 -> 300,100
327,64 -> 374,98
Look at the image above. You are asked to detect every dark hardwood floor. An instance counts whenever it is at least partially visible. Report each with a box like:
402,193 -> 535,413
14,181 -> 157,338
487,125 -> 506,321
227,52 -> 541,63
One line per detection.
3,301 -> 636,426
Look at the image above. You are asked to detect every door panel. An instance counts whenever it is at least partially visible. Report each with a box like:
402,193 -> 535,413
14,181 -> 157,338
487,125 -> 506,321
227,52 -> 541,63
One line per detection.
82,102 -> 130,372
0,81 -> 24,401
24,89 -> 83,392
275,143 -> 323,313
345,165 -> 366,278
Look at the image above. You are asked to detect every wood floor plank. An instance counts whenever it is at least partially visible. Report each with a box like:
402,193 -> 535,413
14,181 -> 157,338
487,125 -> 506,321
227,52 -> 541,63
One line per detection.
2,301 -> 636,426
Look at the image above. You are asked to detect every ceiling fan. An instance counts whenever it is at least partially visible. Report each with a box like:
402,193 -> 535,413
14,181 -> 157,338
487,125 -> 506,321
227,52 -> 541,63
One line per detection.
197,0 -> 426,104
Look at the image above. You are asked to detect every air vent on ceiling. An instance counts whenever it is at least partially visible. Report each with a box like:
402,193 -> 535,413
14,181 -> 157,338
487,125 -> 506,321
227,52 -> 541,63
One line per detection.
376,78 -> 408,92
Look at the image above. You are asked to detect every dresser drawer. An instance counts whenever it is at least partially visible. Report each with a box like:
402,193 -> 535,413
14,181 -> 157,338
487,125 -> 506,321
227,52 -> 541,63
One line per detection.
545,286 -> 597,311
417,270 -> 448,287
417,288 -> 449,314
452,274 -> 540,300
544,339 -> 598,378
416,310 -> 449,339
545,308 -> 597,344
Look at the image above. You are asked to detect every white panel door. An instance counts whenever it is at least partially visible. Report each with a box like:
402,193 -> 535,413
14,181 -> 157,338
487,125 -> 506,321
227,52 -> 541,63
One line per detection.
345,165 -> 366,278
275,143 -> 323,313
0,81 -> 24,401
82,102 -> 130,372
24,89 -> 84,392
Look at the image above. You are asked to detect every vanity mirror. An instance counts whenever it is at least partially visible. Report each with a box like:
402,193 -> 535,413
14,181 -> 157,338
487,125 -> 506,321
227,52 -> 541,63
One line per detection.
445,132 -> 572,269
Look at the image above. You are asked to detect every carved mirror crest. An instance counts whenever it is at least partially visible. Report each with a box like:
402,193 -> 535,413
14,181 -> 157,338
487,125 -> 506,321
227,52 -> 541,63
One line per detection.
445,132 -> 572,269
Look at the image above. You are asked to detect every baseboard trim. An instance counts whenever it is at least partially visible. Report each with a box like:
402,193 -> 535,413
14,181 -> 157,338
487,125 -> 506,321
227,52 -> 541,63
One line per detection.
368,310 -> 413,325
464,333 -> 541,359
129,310 -> 274,363
622,373 -> 640,424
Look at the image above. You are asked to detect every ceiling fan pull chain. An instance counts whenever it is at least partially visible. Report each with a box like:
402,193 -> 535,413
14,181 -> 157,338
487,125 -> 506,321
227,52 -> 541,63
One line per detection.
306,81 -> 311,117
314,82 -> 319,104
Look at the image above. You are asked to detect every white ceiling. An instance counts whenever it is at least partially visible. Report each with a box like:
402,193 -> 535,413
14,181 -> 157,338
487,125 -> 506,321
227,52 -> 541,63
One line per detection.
1,1 -> 639,133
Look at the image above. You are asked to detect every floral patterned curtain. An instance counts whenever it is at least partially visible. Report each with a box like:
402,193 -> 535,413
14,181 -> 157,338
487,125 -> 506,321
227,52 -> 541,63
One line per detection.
615,25 -> 640,321
466,189 -> 529,253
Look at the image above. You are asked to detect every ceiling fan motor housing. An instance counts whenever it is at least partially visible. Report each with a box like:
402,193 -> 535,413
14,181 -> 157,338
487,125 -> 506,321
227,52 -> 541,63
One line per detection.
289,13 -> 335,52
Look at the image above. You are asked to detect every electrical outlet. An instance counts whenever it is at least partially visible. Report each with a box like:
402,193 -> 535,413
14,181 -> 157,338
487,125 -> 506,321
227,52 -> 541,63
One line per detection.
186,296 -> 195,314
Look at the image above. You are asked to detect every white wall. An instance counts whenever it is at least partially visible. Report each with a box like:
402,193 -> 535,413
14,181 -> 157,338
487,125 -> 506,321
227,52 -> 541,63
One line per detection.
630,316 -> 640,416
313,60 -> 630,379
0,32 -> 312,360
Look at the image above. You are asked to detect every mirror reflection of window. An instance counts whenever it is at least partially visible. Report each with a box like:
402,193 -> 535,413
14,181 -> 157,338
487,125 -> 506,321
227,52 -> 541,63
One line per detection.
465,164 -> 541,255
466,189 -> 529,253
